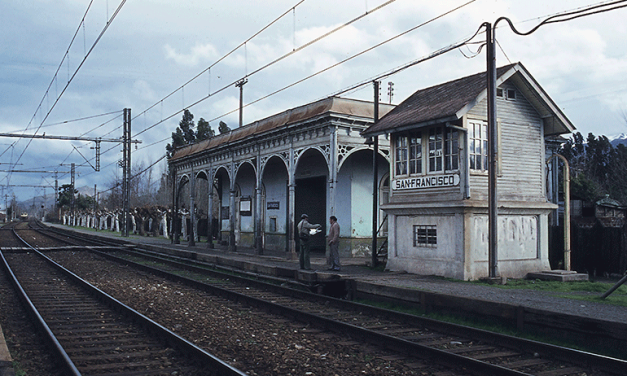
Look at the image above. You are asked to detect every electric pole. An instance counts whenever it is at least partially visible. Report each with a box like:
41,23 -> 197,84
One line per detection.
235,78 -> 248,127
371,80 -> 380,268
486,22 -> 499,279
71,163 -> 75,222
122,108 -> 131,237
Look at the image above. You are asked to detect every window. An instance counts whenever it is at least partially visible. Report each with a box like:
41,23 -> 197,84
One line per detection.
428,127 -> 443,172
409,132 -> 422,174
413,225 -> 437,247
469,121 -> 488,171
394,127 -> 459,177
497,87 -> 516,100
269,217 -> 277,232
444,128 -> 459,171
395,136 -> 408,175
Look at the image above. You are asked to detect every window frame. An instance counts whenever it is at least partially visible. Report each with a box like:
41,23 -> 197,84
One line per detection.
468,120 -> 488,173
393,125 -> 460,178
413,225 -> 437,247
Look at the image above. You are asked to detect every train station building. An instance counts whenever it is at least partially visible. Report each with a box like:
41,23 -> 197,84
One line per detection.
362,62 -> 574,280
169,62 -> 574,280
168,97 -> 394,259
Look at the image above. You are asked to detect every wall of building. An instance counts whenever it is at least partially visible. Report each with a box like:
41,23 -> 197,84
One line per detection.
467,82 -> 545,202
466,213 -> 550,279
385,211 -> 466,279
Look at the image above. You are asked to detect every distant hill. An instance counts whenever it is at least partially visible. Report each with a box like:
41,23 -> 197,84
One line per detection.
18,185 -> 104,214
608,133 -> 627,148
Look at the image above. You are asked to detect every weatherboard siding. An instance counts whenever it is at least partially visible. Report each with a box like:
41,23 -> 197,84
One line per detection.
466,83 -> 545,201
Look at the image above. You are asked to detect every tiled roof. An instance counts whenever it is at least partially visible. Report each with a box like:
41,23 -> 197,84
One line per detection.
170,96 -> 394,162
363,64 -> 518,135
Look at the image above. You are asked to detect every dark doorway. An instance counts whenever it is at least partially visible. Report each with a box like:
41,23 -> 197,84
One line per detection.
295,176 -> 326,252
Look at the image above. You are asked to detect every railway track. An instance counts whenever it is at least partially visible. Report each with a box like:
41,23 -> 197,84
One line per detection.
0,222 -> 246,376
30,222 -> 627,376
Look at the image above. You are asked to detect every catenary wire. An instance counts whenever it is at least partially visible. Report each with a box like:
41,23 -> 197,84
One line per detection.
132,0 -> 399,138
7,0 -> 128,179
134,0 -> 467,138
131,0 -> 308,124
53,0 -> 627,191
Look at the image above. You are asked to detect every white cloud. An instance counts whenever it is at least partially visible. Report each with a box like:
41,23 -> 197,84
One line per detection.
164,43 -> 220,67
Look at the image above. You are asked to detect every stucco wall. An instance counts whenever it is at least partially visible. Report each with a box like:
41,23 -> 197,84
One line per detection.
386,213 -> 465,279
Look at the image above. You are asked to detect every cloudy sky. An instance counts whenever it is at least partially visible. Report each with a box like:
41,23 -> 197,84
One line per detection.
1,0 -> 627,204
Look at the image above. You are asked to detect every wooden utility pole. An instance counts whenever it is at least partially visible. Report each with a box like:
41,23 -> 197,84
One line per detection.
486,22 -> 499,279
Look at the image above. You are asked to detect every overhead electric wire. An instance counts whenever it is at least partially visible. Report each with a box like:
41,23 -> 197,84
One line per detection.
495,0 -> 627,36
132,0 -> 399,138
47,0 -> 627,192
131,0 -> 308,124
7,0 -> 127,178
204,0 -> 478,124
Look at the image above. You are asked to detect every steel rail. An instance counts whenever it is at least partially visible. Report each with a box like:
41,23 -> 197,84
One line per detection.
106,247 -> 627,375
5,226 -> 248,376
0,246 -> 81,376
92,247 -> 530,376
36,222 -> 627,375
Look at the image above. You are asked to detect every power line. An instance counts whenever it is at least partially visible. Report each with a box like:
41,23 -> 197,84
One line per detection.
7,0 -> 128,180
131,0 -> 308,124
132,0 -> 399,138
204,0 -> 479,124
494,0 -> 627,36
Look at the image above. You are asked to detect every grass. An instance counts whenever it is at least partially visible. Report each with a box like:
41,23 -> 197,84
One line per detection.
356,297 -> 626,360
470,278 -> 627,307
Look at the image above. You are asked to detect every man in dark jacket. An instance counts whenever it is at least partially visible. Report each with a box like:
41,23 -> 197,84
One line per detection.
327,216 -> 340,271
297,214 -> 321,270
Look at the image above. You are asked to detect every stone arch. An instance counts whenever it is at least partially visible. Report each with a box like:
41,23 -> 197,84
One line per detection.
261,155 -> 290,252
235,159 -> 257,178
335,148 -> 390,239
294,147 -> 329,252
338,146 -> 388,171
260,153 -> 288,178
295,146 -> 330,176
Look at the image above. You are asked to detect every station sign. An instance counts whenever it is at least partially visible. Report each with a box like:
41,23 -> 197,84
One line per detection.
392,173 -> 460,191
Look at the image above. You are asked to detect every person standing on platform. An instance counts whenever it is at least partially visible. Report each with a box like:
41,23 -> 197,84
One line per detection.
327,215 -> 340,271
297,214 -> 321,270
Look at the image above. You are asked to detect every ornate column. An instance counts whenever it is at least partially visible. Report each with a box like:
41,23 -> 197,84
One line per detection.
287,144 -> 297,259
207,167 -> 214,249
229,162 -> 237,252
255,149 -> 263,254
189,170 -> 196,247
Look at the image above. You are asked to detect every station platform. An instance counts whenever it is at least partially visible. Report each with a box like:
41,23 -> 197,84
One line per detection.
26,224 -> 627,354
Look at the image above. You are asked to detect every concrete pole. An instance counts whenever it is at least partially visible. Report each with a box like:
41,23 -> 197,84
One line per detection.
255,148 -> 263,254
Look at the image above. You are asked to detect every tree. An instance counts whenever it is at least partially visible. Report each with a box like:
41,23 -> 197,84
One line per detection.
57,184 -> 78,209
218,120 -> 231,134
166,128 -> 185,159
180,109 -> 196,144
76,194 -> 95,210
166,110 -> 196,159
560,131 -> 627,204
197,118 -> 214,141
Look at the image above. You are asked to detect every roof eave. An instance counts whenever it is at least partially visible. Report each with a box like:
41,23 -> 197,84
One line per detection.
362,115 -> 459,137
